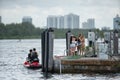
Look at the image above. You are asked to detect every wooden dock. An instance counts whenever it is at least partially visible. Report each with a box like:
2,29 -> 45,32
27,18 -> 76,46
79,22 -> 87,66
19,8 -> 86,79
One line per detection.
53,56 -> 120,73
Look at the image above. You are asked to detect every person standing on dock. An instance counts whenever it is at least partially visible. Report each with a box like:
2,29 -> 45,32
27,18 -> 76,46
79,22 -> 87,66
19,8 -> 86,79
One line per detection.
70,36 -> 78,56
80,35 -> 85,55
27,49 -> 33,62
77,34 -> 82,55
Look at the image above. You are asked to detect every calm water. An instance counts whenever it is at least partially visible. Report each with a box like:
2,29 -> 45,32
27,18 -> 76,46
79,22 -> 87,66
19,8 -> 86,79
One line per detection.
0,39 -> 120,80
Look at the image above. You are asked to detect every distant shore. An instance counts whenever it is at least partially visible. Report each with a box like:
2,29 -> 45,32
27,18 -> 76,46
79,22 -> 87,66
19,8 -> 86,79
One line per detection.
0,23 -> 120,39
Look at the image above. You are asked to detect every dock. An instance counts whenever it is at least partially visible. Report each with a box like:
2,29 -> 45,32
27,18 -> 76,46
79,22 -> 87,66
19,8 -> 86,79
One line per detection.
41,29 -> 120,75
54,56 -> 120,73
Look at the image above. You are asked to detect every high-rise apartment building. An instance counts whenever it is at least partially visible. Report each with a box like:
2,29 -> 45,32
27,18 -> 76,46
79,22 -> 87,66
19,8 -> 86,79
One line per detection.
82,22 -> 88,29
57,16 -> 64,29
47,16 -> 57,28
113,14 -> 120,30
102,26 -> 110,30
64,13 -> 79,29
47,13 -> 79,29
87,19 -> 95,29
22,16 -> 32,24
82,18 -> 95,29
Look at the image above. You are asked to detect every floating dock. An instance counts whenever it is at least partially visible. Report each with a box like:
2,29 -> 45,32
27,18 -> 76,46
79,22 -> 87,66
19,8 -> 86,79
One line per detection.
54,56 -> 120,73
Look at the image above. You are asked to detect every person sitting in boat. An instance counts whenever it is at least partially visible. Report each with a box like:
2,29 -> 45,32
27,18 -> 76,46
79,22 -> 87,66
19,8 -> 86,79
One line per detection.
24,49 -> 41,68
31,48 -> 39,62
27,49 -> 33,62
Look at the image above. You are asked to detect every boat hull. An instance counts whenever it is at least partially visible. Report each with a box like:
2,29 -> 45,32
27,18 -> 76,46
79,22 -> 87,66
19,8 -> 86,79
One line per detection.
24,61 -> 42,69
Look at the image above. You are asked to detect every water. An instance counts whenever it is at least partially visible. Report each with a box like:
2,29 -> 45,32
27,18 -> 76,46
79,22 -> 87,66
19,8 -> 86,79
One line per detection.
0,39 -> 120,80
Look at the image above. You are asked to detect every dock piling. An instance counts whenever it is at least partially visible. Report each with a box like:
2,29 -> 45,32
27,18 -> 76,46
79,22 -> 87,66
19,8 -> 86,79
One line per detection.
66,30 -> 71,56
113,30 -> 119,55
41,28 -> 54,78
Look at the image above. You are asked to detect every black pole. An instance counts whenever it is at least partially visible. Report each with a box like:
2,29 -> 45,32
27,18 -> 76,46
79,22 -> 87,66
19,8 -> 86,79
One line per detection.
41,30 -> 45,72
48,28 -> 54,73
41,29 -> 48,78
66,30 -> 71,56
41,28 -> 54,79
113,29 -> 118,55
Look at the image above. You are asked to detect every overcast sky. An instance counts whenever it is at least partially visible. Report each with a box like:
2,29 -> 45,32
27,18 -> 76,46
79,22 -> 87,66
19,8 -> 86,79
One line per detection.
0,0 -> 120,29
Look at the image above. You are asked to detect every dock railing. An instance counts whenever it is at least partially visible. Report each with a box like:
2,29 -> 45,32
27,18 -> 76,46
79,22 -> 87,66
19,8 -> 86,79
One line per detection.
64,49 -> 71,56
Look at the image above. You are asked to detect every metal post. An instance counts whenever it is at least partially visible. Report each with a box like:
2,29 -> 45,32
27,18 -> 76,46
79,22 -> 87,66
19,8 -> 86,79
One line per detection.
41,31 -> 44,72
109,32 -> 112,54
113,30 -> 118,55
47,28 -> 54,72
41,28 -> 54,78
41,29 -> 48,72
66,30 -> 71,56
60,60 -> 62,74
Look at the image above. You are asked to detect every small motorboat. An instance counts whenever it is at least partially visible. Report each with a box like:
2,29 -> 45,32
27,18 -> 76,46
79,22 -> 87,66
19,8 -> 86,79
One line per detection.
24,61 -> 42,69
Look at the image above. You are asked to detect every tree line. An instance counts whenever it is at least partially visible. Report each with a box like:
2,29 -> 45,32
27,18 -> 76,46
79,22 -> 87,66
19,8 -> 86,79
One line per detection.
0,22 -> 119,39
0,22 -> 43,39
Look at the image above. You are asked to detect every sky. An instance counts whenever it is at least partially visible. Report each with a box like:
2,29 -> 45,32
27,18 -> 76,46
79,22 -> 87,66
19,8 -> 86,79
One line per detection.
0,0 -> 120,29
